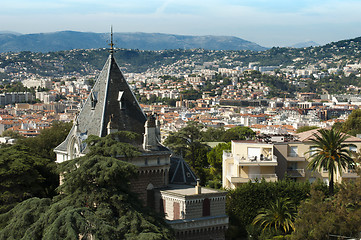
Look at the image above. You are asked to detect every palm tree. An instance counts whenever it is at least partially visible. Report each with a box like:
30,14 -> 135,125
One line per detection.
307,128 -> 355,195
252,197 -> 296,234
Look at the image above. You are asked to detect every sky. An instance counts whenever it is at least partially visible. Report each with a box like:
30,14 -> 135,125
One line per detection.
1,0 -> 361,47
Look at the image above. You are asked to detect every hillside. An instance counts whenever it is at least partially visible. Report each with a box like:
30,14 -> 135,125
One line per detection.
0,31 -> 267,52
0,36 -> 361,79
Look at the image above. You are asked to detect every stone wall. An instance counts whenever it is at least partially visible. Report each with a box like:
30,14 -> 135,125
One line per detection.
131,167 -> 168,205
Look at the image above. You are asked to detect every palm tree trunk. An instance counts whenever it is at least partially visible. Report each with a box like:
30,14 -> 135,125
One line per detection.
329,172 -> 334,195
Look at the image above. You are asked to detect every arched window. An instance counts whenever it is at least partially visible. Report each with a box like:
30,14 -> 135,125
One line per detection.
146,183 -> 154,208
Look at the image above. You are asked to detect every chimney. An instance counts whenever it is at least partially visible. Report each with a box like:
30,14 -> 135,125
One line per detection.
143,114 -> 158,151
195,179 -> 201,194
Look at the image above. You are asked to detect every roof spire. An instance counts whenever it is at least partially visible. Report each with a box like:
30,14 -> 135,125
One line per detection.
109,26 -> 115,55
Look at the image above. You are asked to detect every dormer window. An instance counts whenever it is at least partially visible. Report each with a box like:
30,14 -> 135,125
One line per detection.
90,91 -> 98,110
118,91 -> 125,110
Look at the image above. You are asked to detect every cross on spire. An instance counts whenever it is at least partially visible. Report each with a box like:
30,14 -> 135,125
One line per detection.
109,26 -> 115,55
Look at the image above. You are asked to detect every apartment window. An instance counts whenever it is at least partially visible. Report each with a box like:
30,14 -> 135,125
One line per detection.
309,147 -> 317,157
289,146 -> 298,157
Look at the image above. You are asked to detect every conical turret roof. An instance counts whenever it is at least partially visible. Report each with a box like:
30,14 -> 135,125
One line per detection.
76,54 -> 147,137
55,54 -> 147,155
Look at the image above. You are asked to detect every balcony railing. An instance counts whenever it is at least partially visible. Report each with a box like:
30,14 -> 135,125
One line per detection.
227,174 -> 278,183
235,155 -> 277,165
249,174 -> 277,180
223,151 -> 277,165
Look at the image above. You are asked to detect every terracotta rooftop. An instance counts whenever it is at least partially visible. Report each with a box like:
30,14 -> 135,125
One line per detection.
296,128 -> 361,142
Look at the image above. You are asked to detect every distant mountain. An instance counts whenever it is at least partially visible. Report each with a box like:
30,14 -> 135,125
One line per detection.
290,41 -> 320,48
0,31 -> 22,35
0,31 -> 267,52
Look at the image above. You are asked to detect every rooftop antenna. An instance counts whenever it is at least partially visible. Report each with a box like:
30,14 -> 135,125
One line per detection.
109,26 -> 115,55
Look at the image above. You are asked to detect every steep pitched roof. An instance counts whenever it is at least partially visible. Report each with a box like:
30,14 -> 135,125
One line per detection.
76,54 -> 147,137
169,156 -> 198,185
55,54 -> 147,153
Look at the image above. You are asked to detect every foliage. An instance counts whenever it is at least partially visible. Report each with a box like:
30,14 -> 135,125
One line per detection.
18,121 -> 72,161
84,131 -> 142,159
0,82 -> 31,93
164,122 -> 210,183
164,123 -> 255,184
0,131 -> 174,240
1,129 -> 24,139
292,179 -> 361,240
0,144 -> 55,214
296,126 -> 319,133
341,109 -> 361,136
201,127 -> 226,142
226,180 -> 311,238
252,197 -> 296,234
0,122 -> 71,214
221,126 -> 255,142
206,142 -> 231,181
307,128 -> 355,195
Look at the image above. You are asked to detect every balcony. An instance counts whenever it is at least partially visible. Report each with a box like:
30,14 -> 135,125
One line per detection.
286,169 -> 305,178
235,155 -> 278,166
228,174 -> 278,183
223,150 -> 277,166
286,153 -> 306,162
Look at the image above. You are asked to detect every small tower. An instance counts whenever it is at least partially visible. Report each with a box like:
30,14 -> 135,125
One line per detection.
155,117 -> 161,143
143,113 -> 159,151
107,114 -> 118,134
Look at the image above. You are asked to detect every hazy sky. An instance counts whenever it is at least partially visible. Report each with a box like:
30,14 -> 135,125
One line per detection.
2,0 -> 361,47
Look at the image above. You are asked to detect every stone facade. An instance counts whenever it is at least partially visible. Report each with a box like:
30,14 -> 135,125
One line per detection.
156,185 -> 228,239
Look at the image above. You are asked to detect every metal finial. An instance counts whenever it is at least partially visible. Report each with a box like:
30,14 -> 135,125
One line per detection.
109,26 -> 115,55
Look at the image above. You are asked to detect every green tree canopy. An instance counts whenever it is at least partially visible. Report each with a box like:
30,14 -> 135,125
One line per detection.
1,129 -> 24,139
201,127 -> 226,142
307,128 -> 355,195
252,197 -> 296,235
342,109 -> 361,136
206,142 -> 231,182
221,126 -> 255,142
0,144 -> 55,213
0,131 -> 174,240
18,121 -> 72,161
164,122 -> 210,183
0,122 -> 71,214
296,126 -> 319,133
292,179 -> 361,240
226,180 -> 311,239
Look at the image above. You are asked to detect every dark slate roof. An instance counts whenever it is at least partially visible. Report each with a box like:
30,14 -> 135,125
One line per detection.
169,156 -> 198,185
55,54 -> 147,153
78,54 -> 146,137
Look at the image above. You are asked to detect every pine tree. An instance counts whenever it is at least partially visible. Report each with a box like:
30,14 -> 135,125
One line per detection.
0,131 -> 174,240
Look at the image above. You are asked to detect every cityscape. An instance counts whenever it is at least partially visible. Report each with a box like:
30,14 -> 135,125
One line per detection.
2,1 -> 361,239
